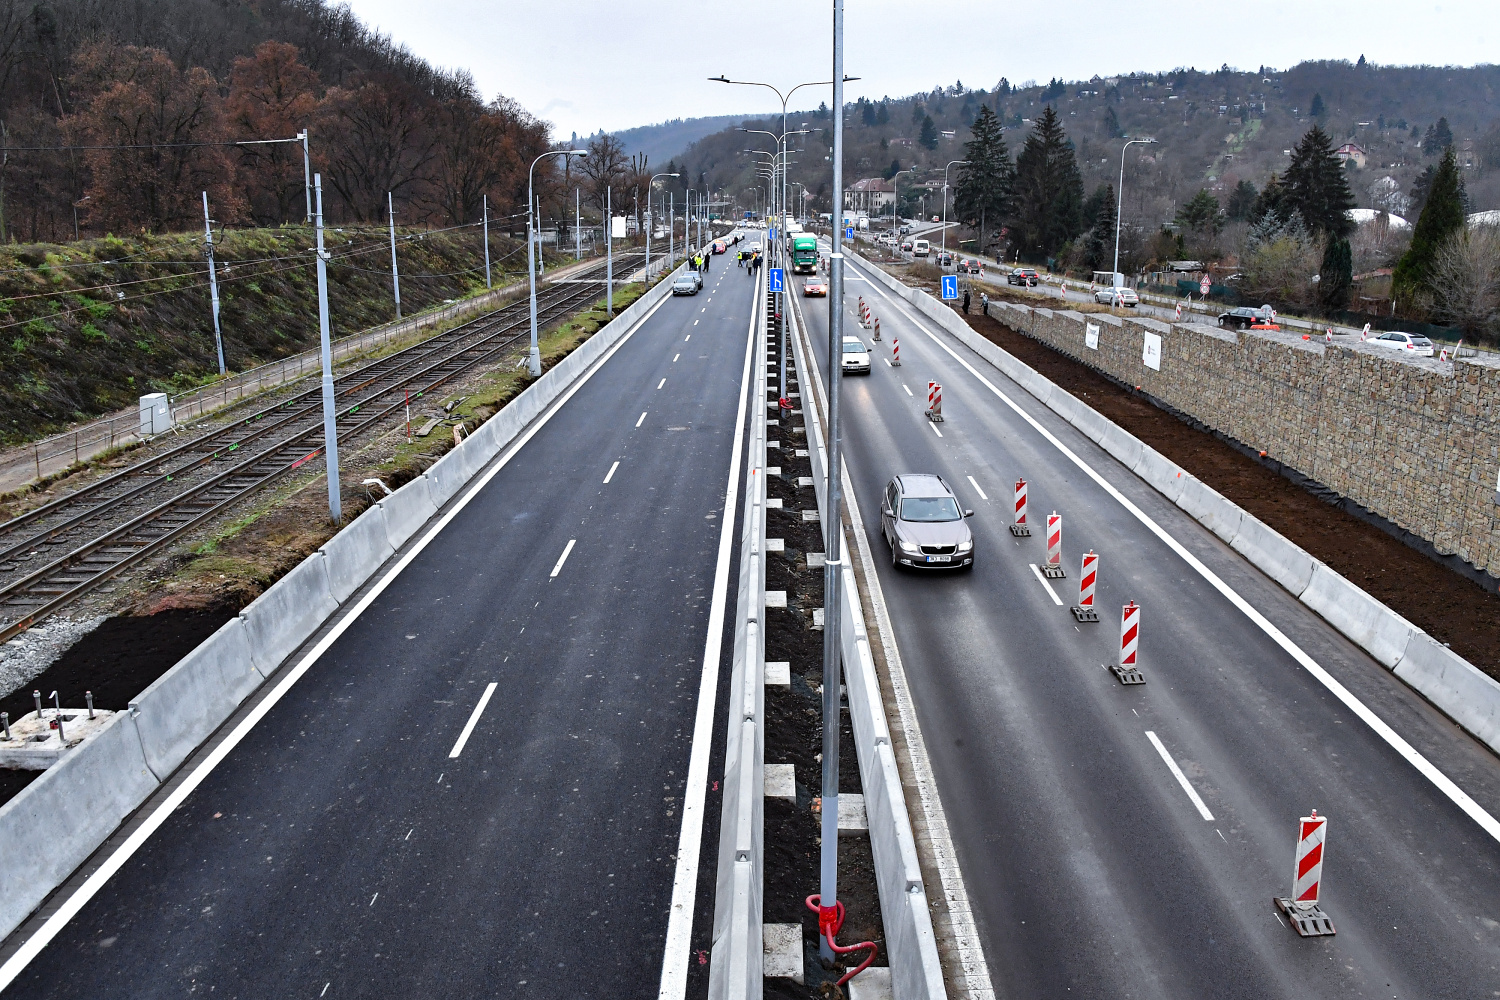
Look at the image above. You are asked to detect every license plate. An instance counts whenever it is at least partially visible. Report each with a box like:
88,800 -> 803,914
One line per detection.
925,555 -> 951,563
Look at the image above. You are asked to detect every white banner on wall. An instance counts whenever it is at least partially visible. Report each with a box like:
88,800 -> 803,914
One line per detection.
1142,332 -> 1162,371
1085,323 -> 1100,350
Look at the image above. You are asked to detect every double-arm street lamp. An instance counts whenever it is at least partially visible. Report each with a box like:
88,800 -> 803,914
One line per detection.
528,148 -> 587,376
1113,137 -> 1158,284
645,171 -> 680,279
941,159 -> 968,253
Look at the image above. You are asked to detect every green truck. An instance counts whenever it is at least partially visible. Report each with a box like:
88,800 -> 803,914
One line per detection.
791,234 -> 819,274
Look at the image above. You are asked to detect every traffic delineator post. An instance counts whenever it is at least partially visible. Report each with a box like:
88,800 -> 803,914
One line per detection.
1071,551 -> 1099,622
1274,811 -> 1336,936
1042,512 -> 1065,578
872,316 -> 881,341
1108,601 -> 1145,684
891,336 -> 901,366
1009,478 -> 1031,536
926,382 -> 944,422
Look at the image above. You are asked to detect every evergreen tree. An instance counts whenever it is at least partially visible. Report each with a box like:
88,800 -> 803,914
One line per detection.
1226,179 -> 1258,221
884,158 -> 901,180
911,101 -> 925,124
860,99 -> 877,127
1011,106 -> 1085,261
1282,125 -> 1355,238
1249,173 -> 1292,225
1079,183 -> 1116,272
1081,183 -> 1115,230
1103,105 -> 1122,139
1393,147 -> 1467,304
1408,164 -> 1437,218
1309,93 -> 1325,117
1422,116 -> 1453,156
953,105 -> 1015,254
919,114 -> 939,150
1319,237 -> 1353,312
876,101 -> 890,126
817,101 -> 828,119
1176,189 -> 1224,237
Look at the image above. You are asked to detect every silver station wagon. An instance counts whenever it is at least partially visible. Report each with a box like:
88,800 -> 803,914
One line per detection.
881,473 -> 974,570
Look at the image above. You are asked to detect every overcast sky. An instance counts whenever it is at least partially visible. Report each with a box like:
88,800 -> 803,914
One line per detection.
344,1 -> 1494,140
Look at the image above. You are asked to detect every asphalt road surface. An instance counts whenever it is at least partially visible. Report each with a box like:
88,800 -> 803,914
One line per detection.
0,255 -> 757,999
794,247 -> 1500,999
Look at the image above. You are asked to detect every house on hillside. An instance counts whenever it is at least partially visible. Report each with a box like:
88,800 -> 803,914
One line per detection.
1335,143 -> 1367,169
845,178 -> 895,214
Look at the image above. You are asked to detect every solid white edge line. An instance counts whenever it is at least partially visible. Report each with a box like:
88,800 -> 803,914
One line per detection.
1145,731 -> 1216,821
603,461 -> 620,484
0,284 -> 679,992
1028,563 -> 1065,606
549,539 -> 577,578
657,271 -> 759,999
967,475 -> 990,501
448,682 -> 499,759
847,255 -> 1500,845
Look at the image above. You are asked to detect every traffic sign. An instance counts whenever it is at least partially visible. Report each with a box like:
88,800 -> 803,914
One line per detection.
845,226 -> 854,239
1199,275 -> 1211,296
941,274 -> 958,300
768,268 -> 784,293
769,226 -> 777,242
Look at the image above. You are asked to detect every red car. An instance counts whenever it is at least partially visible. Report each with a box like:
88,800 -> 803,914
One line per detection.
803,277 -> 828,297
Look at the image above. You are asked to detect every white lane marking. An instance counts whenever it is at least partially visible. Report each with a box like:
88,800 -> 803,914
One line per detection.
685,334 -> 690,341
928,422 -> 943,438
1028,564 -> 1065,605
883,357 -> 892,367
848,256 -> 1500,845
448,682 -> 499,758
657,378 -> 666,389
603,460 -> 620,484
659,267 -> 760,999
322,984 -> 331,997
636,412 -> 647,427
694,319 -> 699,325
0,284 -> 683,994
673,353 -> 680,362
1145,731 -> 1215,821
967,475 -> 989,501
549,539 -> 577,578
369,893 -> 379,907
700,307 -> 706,312
902,383 -> 913,396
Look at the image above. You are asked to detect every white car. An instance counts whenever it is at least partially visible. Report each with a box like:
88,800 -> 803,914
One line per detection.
841,337 -> 872,374
1095,286 -> 1139,307
1367,331 -> 1435,357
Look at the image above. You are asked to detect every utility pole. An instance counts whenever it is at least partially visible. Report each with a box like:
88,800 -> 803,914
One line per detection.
483,194 -> 491,289
387,192 -> 401,320
299,129 -> 311,223
575,188 -> 581,260
536,196 -> 545,277
606,186 -> 614,317
202,192 -> 226,376
819,0 -> 846,965
313,175 -> 342,524
669,191 -> 675,267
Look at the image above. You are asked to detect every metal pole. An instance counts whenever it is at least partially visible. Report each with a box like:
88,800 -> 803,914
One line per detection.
1114,138 -> 1154,283
483,194 -> 491,289
536,196 -> 544,276
669,191 -> 675,266
300,130 -> 311,223
202,192 -> 225,375
820,0 -> 846,965
313,175 -> 341,524
606,186 -> 614,317
575,188 -> 581,260
387,192 -> 401,319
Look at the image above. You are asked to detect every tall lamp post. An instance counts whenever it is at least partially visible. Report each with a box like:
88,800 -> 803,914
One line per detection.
528,147 -> 588,376
1113,137 -> 1157,284
645,171 -> 680,280
941,159 -> 968,253
890,168 -> 911,231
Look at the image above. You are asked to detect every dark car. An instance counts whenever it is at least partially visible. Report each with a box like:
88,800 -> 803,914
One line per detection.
1217,305 -> 1276,330
937,250 -> 954,267
881,474 -> 975,570
1008,268 -> 1039,286
957,258 -> 983,274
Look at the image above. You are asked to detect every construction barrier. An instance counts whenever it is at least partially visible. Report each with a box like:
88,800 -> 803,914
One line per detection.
1275,812 -> 1336,936
1110,601 -> 1145,684
1009,478 -> 1031,537
873,316 -> 881,342
925,382 -> 943,422
1071,552 -> 1099,622
891,336 -> 901,366
1042,512 -> 1064,578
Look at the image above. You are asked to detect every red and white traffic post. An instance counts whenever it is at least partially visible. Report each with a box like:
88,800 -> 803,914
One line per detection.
926,382 -> 943,422
1109,601 -> 1145,684
873,316 -> 881,342
1009,478 -> 1030,536
891,336 -> 901,366
1071,551 -> 1099,621
1275,811 -> 1336,936
1042,512 -> 1065,578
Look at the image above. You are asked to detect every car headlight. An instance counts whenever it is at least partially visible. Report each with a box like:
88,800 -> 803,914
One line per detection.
899,540 -> 919,553
957,539 -> 973,552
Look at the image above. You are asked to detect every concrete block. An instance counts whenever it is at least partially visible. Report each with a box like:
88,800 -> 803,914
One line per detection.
807,552 -> 827,568
765,661 -> 791,687
239,551 -> 339,676
763,923 -> 804,982
766,538 -> 784,552
1230,514 -> 1315,596
765,498 -> 783,509
377,478 -> 439,551
319,504 -> 395,603
1098,421 -> 1145,470
839,792 -> 869,835
1177,476 -> 1244,545
1300,564 -> 1417,669
129,616 -> 263,777
1133,447 -> 1189,503
848,966 -> 893,1000
764,763 -> 795,802
765,591 -> 788,608
1395,636 -> 1500,754
0,711 -> 159,943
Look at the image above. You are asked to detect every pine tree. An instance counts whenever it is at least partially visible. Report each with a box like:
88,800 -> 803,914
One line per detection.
953,105 -> 1015,255
1226,180 -> 1258,221
1309,93 -> 1326,118
1012,106 -> 1085,261
1393,147 -> 1467,304
876,101 -> 890,126
1408,164 -> 1437,218
1079,183 -> 1116,271
885,158 -> 901,180
860,99 -> 877,127
817,101 -> 828,119
1319,238 -> 1352,312
919,114 -> 939,150
1103,105 -> 1122,139
1176,189 -> 1224,237
1282,124 -> 1355,238
1422,116 -> 1453,156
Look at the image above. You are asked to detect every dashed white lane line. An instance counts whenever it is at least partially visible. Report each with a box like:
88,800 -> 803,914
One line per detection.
636,412 -> 647,427
967,475 -> 989,501
902,383 -> 913,396
448,682 -> 498,758
603,461 -> 620,484
685,334 -> 690,341
928,421 -> 943,438
1028,563 -> 1065,606
549,539 -> 577,578
1145,731 -> 1215,821
694,319 -> 699,325
883,357 -> 892,367
673,353 -> 680,362
657,378 -> 666,389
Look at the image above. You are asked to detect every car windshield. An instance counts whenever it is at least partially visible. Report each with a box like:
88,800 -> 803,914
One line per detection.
842,341 -> 866,354
901,496 -> 961,522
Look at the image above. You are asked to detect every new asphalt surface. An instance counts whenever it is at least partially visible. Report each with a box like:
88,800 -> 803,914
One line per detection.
795,247 -> 1500,998
1,256 -> 758,998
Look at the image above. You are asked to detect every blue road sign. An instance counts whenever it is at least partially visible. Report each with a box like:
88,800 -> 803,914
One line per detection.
845,226 -> 855,239
941,274 -> 959,300
769,226 -> 778,242
768,268 -> 784,293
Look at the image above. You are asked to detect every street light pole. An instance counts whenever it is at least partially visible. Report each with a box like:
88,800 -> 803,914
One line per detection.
941,159 -> 968,253
890,167 -> 911,231
312,174 -> 341,524
645,171 -> 680,280
299,129 -> 311,223
528,148 -> 587,376
201,191 -> 225,375
1114,137 -> 1157,284
387,192 -> 401,320
483,194 -> 491,289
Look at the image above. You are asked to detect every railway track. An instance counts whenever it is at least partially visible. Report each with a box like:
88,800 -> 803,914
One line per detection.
0,251 -> 650,641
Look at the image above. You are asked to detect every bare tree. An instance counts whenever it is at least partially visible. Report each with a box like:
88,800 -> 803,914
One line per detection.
1426,225 -> 1500,339
577,133 -> 627,212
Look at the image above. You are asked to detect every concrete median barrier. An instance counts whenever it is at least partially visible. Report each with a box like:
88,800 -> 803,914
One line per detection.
377,479 -> 440,551
0,711 -> 159,944
1300,564 -> 1418,669
423,444 -> 473,508
1396,636 -> 1500,754
1175,476 -> 1244,545
239,550 -> 339,676
1098,422 -> 1145,470
1133,448 -> 1189,504
319,505 -> 395,603
128,616 -> 263,777
1229,513 -> 1316,597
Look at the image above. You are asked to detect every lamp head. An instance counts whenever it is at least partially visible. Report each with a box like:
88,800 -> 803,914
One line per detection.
710,75 -> 731,84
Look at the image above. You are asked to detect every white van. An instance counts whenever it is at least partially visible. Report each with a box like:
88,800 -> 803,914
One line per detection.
912,239 -> 930,257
